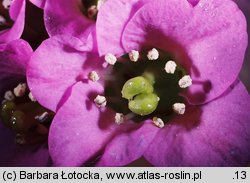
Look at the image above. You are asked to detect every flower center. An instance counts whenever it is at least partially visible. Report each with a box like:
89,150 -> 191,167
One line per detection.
91,48 -> 192,128
0,82 -> 54,145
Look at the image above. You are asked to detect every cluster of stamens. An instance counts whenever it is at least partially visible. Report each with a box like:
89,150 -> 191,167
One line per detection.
90,48 -> 192,128
0,82 -> 53,144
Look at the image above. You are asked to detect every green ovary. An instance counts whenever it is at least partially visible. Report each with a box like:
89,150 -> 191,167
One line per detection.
121,76 -> 159,116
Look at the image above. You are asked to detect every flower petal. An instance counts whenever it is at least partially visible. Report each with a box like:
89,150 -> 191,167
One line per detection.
0,39 -> 33,76
27,35 -> 99,112
44,0 -> 94,43
48,81 -> 106,166
96,0 -> 151,56
97,118 -> 158,166
144,81 -> 250,166
29,0 -> 46,9
0,0 -> 25,43
122,0 -> 247,104
0,123 -> 50,166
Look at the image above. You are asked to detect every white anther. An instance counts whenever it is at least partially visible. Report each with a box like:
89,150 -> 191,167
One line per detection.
35,112 -> 49,123
172,103 -> 186,115
0,15 -> 6,25
28,92 -> 36,102
105,53 -> 117,65
128,50 -> 139,62
87,5 -> 98,19
13,83 -> 27,97
152,117 -> 164,128
115,113 -> 124,125
88,71 -> 100,82
165,60 -> 177,74
147,48 -> 159,60
97,0 -> 107,10
178,75 -> 192,88
2,0 -> 12,9
94,95 -> 107,107
4,90 -> 15,101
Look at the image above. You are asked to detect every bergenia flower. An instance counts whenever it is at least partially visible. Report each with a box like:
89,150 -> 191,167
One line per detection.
0,39 -> 51,166
27,0 -> 250,166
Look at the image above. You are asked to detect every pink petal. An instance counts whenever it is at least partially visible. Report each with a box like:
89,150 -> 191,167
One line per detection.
96,0 -> 151,56
29,0 -> 46,9
44,0 -> 94,43
48,81 -> 107,166
122,0 -> 247,104
0,39 -> 33,76
27,35 -> 99,112
0,0 -> 26,43
144,81 -> 250,166
97,119 -> 158,166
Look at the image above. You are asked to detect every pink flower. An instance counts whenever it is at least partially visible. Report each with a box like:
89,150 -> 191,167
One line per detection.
27,0 -> 250,166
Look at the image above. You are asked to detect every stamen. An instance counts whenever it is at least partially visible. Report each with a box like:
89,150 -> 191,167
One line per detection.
115,113 -> 124,125
147,48 -> 159,60
0,15 -> 6,25
178,75 -> 192,88
172,103 -> 186,115
4,90 -> 15,101
97,0 -> 107,10
94,95 -> 107,107
87,5 -> 98,19
152,117 -> 164,128
128,50 -> 139,62
13,83 -> 27,97
88,71 -> 100,82
35,112 -> 49,123
105,53 -> 117,65
28,92 -> 36,102
2,0 -> 12,9
164,60 -> 177,74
